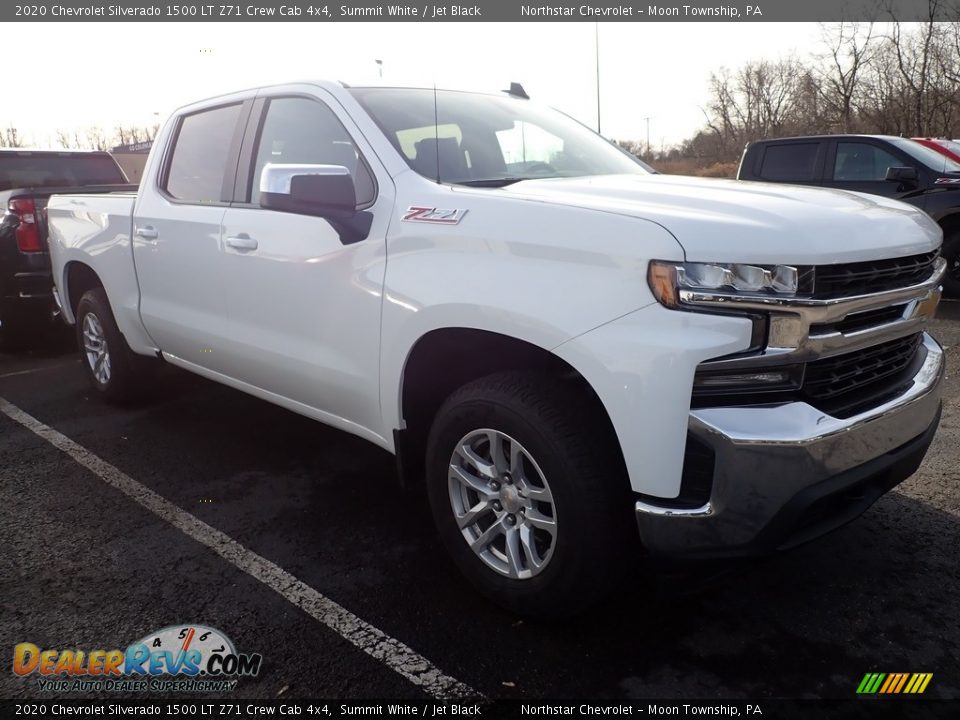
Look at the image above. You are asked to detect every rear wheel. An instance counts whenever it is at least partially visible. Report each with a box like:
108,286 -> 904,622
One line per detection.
943,230 -> 960,298
426,371 -> 635,618
75,288 -> 154,403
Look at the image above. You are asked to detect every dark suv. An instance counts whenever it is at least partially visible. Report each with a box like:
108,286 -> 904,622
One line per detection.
738,135 -> 960,295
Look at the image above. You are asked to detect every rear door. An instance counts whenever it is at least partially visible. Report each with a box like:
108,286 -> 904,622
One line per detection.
132,100 -> 252,369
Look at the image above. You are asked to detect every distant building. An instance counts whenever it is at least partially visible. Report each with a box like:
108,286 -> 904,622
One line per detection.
111,140 -> 153,184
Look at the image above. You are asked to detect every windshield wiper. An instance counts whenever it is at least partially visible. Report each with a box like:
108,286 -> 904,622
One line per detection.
457,177 -> 538,187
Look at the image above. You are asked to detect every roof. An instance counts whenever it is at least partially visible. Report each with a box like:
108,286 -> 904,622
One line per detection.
750,134 -> 909,143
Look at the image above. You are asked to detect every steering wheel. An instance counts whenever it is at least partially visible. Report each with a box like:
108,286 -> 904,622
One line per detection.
522,162 -> 556,175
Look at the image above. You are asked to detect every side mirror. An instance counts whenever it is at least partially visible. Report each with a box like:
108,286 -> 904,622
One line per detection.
259,164 -> 356,219
885,166 -> 918,183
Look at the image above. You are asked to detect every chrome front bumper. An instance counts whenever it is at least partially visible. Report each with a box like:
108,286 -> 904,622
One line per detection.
636,333 -> 945,558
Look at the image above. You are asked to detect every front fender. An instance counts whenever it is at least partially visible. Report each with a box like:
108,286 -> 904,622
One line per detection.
552,304 -> 754,498
379,197 -> 685,440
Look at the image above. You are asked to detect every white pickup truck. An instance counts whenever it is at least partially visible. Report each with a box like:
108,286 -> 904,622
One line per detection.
47,81 -> 946,617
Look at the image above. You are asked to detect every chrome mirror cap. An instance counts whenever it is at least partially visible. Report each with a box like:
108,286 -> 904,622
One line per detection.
259,164 -> 350,195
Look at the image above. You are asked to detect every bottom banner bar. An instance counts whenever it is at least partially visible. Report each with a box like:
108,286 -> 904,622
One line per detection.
2,699 -> 958,720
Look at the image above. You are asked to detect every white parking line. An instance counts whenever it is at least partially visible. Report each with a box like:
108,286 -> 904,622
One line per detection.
0,364 -> 72,380
0,396 -> 480,701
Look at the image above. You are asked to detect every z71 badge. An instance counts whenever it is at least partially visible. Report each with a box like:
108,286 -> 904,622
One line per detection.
402,206 -> 468,224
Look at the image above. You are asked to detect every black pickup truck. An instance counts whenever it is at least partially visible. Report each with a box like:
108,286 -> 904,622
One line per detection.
0,150 -> 134,348
737,134 -> 960,296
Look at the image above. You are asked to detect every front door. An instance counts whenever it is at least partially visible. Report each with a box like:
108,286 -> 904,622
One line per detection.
217,92 -> 391,437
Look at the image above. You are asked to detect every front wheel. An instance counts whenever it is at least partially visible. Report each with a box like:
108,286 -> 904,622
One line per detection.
426,372 -> 635,618
75,288 -> 155,403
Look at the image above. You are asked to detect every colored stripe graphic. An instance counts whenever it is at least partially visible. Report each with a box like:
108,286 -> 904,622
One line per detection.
878,674 -> 895,694
858,672 -> 932,694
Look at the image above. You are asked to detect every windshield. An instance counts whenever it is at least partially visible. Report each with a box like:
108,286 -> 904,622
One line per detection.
349,88 -> 651,185
888,137 -> 960,173
937,139 -> 960,156
0,152 -> 127,191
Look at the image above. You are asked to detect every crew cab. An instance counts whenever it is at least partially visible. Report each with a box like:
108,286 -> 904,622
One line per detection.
737,134 -> 960,296
46,83 -> 946,616
0,149 -> 131,348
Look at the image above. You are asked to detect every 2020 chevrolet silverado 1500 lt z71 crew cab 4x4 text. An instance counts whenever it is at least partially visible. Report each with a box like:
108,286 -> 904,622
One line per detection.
0,149 -> 132,348
46,83 -> 946,617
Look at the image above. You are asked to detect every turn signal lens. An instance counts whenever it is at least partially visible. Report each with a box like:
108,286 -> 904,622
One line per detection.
648,262 -> 679,307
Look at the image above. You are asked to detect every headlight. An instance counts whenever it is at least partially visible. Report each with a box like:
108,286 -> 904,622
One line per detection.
648,260 -> 800,308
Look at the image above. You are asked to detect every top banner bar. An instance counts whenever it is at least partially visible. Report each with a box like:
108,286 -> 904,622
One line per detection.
5,0 -> 960,23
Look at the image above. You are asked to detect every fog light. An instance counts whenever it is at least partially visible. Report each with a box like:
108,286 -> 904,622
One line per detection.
695,370 -> 793,387
693,364 -> 803,396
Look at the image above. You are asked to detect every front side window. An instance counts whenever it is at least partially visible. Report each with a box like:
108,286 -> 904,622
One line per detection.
834,142 -> 902,181
164,104 -> 242,204
250,97 -> 375,206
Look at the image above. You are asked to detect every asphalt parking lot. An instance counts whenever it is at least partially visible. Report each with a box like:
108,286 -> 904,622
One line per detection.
2,303 -> 959,703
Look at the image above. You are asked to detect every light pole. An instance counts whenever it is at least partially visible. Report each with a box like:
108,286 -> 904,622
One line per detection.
643,116 -> 653,158
375,59 -> 383,79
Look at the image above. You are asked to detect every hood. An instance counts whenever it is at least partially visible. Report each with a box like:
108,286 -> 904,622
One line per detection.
492,174 -> 942,265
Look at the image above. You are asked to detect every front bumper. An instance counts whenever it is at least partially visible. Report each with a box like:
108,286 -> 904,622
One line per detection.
636,333 -> 945,558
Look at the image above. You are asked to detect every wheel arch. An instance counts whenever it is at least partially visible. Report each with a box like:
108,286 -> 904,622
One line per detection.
395,327 -> 629,490
936,210 -> 960,235
63,261 -> 105,324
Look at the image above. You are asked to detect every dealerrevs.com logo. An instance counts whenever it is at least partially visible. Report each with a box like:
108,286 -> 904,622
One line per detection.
12,625 -> 262,693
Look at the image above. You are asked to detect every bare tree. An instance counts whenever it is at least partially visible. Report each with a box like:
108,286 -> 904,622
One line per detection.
886,2 -> 952,135
816,22 -> 875,132
1,126 -> 25,148
698,58 -> 810,162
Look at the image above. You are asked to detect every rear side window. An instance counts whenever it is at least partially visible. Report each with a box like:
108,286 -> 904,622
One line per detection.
834,142 -> 902,181
759,143 -> 819,181
164,104 -> 242,204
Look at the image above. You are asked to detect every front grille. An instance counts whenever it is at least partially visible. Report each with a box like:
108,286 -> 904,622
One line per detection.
812,251 -> 939,298
801,333 -> 924,417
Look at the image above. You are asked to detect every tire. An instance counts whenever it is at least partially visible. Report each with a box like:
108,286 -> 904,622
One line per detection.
75,288 -> 154,403
943,231 -> 960,298
426,371 -> 636,618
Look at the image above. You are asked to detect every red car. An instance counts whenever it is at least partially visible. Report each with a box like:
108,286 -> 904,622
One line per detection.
912,137 -> 960,164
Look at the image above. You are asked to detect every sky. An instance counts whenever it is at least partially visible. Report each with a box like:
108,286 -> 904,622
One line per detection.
7,21 -> 833,149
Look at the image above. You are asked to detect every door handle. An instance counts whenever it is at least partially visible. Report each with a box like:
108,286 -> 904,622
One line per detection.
135,226 -> 158,240
225,235 -> 258,252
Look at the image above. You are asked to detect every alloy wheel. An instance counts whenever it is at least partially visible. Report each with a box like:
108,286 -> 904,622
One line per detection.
448,429 -> 558,579
82,312 -> 111,385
